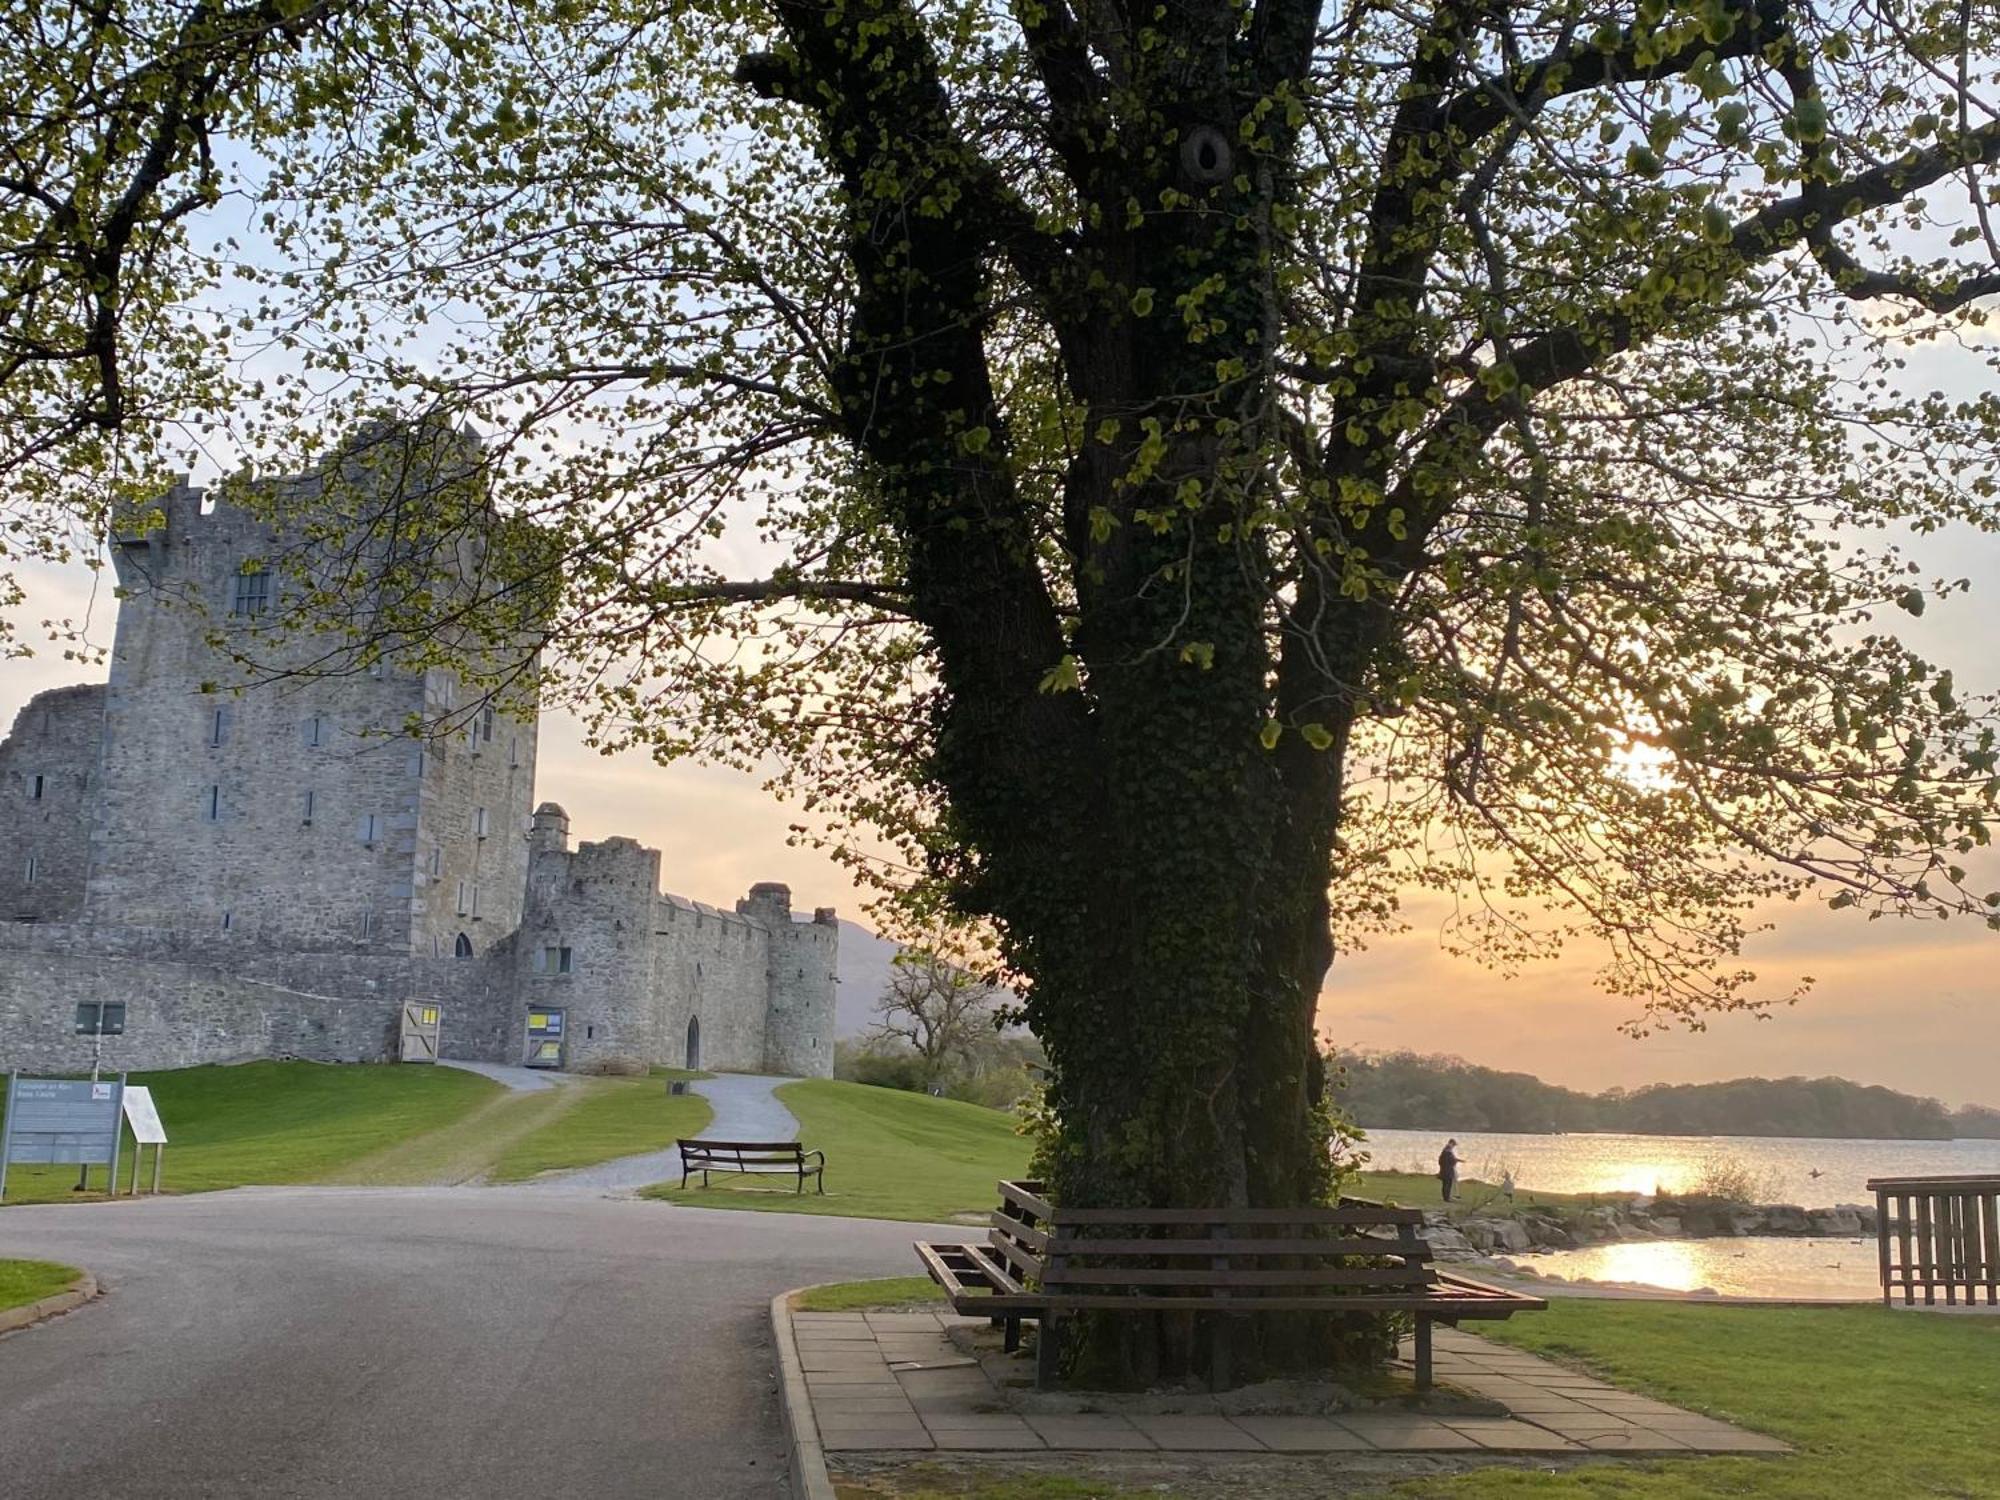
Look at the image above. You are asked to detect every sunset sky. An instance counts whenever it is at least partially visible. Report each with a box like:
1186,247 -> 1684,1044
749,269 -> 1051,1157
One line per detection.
7,519 -> 1999,1112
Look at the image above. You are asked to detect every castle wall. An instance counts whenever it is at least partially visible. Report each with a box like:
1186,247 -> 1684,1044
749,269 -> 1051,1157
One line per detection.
412,669 -> 538,962
738,885 -> 837,1078
0,919 -> 521,1072
88,484 -> 432,950
0,685 -> 104,922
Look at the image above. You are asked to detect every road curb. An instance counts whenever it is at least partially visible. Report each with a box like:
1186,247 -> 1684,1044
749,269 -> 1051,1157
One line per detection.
0,1271 -> 100,1336
770,1287 -> 838,1500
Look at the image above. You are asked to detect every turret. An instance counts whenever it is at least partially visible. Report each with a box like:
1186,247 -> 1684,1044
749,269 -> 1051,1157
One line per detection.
739,881 -> 792,925
529,802 -> 571,855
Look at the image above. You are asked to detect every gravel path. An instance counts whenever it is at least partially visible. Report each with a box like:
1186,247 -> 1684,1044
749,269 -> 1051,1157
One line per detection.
437,1058 -> 571,1092
520,1072 -> 800,1193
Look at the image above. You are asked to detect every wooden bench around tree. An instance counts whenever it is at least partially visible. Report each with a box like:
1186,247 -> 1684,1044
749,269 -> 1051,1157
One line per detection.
676,1139 -> 825,1193
915,1179 -> 1544,1389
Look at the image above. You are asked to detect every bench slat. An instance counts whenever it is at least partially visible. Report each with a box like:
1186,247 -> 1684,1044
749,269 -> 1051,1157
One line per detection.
1041,1264 -> 1438,1288
1008,1235 -> 1433,1259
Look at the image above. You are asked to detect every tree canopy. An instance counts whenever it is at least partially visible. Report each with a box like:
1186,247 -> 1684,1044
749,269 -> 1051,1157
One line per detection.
9,0 -> 2000,1377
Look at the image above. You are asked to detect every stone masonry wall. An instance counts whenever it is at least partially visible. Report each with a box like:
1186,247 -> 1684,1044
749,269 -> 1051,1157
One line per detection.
0,919 -> 519,1072
0,685 -> 104,923
89,483 -> 432,950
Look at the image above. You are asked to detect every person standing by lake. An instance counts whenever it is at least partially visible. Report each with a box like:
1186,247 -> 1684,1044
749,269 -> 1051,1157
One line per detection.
1438,1139 -> 1461,1203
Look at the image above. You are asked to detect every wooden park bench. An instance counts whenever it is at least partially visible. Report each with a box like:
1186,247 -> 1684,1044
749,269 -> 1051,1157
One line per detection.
676,1138 -> 825,1194
915,1179 -> 1544,1389
1868,1173 -> 2000,1306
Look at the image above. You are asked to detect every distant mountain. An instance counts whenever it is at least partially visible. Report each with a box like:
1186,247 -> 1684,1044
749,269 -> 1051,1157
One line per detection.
1338,1050 -> 1998,1141
834,919 -> 903,1037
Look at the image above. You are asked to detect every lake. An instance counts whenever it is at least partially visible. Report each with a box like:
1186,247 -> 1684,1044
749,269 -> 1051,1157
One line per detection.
1506,1236 -> 1883,1299
1357,1126 -> 2000,1208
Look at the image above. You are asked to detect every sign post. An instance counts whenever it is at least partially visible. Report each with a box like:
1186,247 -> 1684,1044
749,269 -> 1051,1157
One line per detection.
121,1085 -> 168,1195
0,1075 -> 126,1204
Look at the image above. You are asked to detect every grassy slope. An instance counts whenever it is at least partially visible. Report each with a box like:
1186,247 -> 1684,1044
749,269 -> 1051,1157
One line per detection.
0,1062 -> 498,1203
0,1259 -> 82,1311
642,1079 -> 1032,1222
486,1076 -> 712,1182
793,1276 -> 946,1312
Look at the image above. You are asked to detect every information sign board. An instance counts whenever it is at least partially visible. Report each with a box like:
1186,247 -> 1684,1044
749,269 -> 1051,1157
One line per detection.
0,1075 -> 125,1202
122,1085 -> 168,1145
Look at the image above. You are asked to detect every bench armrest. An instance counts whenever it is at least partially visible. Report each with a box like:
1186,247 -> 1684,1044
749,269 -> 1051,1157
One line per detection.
802,1149 -> 825,1166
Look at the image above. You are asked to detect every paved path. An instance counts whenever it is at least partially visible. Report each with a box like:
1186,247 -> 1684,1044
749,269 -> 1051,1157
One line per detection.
792,1312 -> 1788,1458
437,1059 -> 571,1092
522,1073 -> 799,1193
0,1187 -> 959,1499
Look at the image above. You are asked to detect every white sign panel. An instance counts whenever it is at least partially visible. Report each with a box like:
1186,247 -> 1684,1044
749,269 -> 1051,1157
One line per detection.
122,1085 -> 168,1145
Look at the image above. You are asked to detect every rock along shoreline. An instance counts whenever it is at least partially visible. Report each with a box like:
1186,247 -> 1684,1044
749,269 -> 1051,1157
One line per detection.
1420,1194 -> 1877,1261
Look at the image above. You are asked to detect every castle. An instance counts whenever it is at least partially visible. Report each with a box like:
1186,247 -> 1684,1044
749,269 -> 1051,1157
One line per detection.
0,459 -> 836,1079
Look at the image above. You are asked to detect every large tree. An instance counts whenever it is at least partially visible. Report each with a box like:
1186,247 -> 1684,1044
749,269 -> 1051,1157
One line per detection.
11,0 -> 2000,1380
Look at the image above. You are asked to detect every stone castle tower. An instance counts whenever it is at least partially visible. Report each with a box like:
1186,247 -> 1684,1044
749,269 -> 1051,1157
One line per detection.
0,444 -> 835,1077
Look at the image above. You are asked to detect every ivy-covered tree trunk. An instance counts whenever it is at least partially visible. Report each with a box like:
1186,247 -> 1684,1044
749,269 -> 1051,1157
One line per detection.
741,0 -> 1366,1384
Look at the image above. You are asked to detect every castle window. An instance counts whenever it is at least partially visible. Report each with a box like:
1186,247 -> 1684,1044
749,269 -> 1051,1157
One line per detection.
209,706 -> 229,747
455,880 -> 470,915
23,854 -> 37,884
481,705 -> 495,742
470,883 -> 482,919
431,933 -> 443,958
361,910 -> 376,938
204,784 -> 222,821
304,716 -> 323,748
302,789 -> 316,823
455,932 -> 473,959
231,569 -> 271,617
29,773 -> 44,801
429,846 -> 443,877
75,1001 -> 126,1036
474,806 -> 490,840
361,812 -> 382,842
509,737 -> 521,768
221,910 -> 233,931
534,945 -> 572,976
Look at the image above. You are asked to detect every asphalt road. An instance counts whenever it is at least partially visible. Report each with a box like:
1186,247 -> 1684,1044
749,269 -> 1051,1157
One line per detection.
0,1187 -> 957,1499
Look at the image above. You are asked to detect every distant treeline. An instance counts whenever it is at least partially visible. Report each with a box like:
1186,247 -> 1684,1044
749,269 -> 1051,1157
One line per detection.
1337,1051 -> 2000,1141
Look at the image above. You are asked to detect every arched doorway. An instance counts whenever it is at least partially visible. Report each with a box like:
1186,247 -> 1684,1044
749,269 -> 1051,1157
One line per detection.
685,1014 -> 701,1071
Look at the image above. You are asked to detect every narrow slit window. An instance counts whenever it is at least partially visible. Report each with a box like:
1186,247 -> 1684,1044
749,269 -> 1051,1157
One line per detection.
481,705 -> 495,742
205,785 -> 222,821
304,716 -> 323,748
474,806 -> 490,840
24,854 -> 38,884
209,706 -> 228,747
29,773 -> 45,801
302,789 -> 316,823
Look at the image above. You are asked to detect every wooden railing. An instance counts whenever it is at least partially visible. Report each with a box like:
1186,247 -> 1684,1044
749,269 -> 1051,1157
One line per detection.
1866,1174 -> 2000,1307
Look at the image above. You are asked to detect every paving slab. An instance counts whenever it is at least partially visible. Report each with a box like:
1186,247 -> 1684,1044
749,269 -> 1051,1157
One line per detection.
1023,1416 -> 1158,1451
1126,1415 -> 1268,1451
1230,1416 -> 1377,1452
789,1301 -> 1790,1469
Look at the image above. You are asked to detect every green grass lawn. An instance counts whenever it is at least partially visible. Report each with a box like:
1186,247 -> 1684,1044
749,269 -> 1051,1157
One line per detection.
794,1275 -> 946,1312
0,1258 -> 82,1312
0,1061 -> 499,1203
1434,1301 -> 2000,1500
642,1079 -> 1031,1222
486,1075 -> 712,1182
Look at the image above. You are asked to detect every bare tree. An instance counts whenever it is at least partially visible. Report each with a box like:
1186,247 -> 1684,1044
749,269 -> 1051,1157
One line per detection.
870,951 -> 1000,1091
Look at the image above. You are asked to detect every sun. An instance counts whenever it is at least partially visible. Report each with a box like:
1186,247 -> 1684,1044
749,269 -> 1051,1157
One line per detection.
1609,737 -> 1678,792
